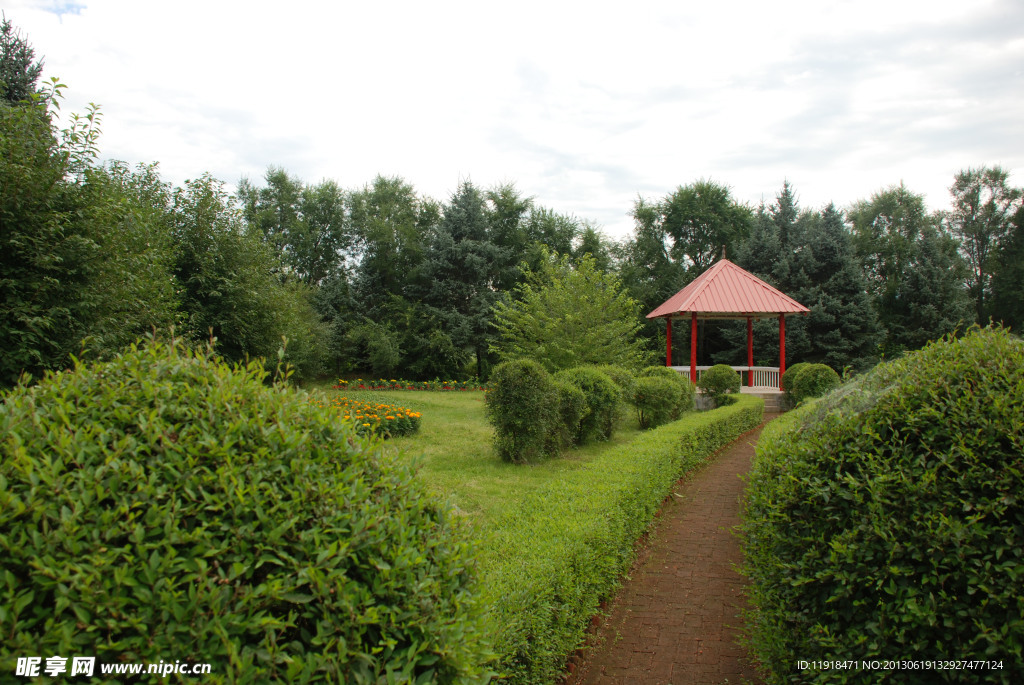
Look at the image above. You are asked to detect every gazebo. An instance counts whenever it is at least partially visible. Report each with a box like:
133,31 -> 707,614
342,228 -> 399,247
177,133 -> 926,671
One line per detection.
647,258 -> 809,390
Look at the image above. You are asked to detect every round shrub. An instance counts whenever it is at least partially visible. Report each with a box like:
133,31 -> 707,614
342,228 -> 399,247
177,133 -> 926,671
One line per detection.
638,366 -> 696,416
697,364 -> 740,408
486,358 -> 559,463
0,339 -> 489,683
553,367 -> 621,443
633,376 -> 682,429
743,327 -> 1024,681
592,364 -> 637,434
788,363 -> 840,405
548,379 -> 589,453
780,361 -> 809,394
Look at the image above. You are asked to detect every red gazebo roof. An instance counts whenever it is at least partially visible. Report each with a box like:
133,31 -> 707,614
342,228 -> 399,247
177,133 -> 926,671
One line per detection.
647,259 -> 809,320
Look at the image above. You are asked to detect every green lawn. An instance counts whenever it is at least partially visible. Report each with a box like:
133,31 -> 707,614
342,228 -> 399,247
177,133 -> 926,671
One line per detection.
308,385 -> 645,525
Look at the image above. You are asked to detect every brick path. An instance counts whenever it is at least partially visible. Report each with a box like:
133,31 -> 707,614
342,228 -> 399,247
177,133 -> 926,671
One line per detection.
565,417 -> 779,685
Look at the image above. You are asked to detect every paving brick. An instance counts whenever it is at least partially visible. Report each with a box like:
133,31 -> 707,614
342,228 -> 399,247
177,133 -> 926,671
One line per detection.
566,418 -> 780,685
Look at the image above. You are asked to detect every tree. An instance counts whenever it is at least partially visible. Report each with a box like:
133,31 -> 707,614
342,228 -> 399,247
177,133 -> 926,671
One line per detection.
171,174 -> 327,378
416,181 -> 503,378
0,78 -> 105,385
849,183 -> 973,354
491,248 -> 649,373
989,204 -> 1024,331
660,179 -> 754,278
731,188 -> 880,371
237,167 -> 351,286
0,15 -> 43,104
947,166 -> 1022,322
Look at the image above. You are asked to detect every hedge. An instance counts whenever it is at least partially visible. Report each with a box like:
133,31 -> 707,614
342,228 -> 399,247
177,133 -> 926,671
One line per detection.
0,339 -> 490,684
741,327 -> 1024,684
480,394 -> 765,683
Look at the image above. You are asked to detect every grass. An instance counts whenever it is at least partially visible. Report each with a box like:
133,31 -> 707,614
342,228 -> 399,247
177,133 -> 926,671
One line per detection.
307,383 -> 645,525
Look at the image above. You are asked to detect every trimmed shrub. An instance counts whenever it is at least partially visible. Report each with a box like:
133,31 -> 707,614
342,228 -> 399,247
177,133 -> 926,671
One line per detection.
787,363 -> 840,405
482,394 -> 765,684
0,339 -> 489,683
549,379 -> 589,454
486,358 -> 559,463
742,327 -> 1024,683
554,367 -> 621,443
633,375 -> 682,429
593,364 -> 638,433
639,365 -> 696,416
779,361 -> 809,394
697,363 -> 741,407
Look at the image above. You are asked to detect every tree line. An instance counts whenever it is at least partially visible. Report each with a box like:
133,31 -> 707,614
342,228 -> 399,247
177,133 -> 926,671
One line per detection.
2,18 -> 1022,388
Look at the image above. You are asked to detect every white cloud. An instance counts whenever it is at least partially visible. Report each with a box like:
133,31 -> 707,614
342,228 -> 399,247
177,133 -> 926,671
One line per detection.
7,0 -> 1022,239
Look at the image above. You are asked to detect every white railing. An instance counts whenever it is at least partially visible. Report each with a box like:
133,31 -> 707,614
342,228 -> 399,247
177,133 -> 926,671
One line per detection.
670,365 -> 780,389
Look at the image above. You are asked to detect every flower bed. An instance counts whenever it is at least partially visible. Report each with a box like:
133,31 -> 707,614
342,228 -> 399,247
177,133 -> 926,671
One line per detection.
316,395 -> 422,438
333,378 -> 488,392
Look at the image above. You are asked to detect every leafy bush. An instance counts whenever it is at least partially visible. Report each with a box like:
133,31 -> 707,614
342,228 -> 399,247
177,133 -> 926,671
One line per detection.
593,364 -> 638,434
486,358 -> 559,463
0,339 -> 489,683
786,363 -> 840,405
633,376 -> 682,429
638,365 -> 696,416
482,395 -> 765,684
553,367 -> 621,443
779,361 -> 809,394
742,327 -> 1024,683
697,363 -> 740,407
549,380 -> 588,454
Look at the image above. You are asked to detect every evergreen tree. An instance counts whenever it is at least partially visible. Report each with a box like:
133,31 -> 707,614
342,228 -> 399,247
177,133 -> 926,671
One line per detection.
0,16 -> 43,105
417,181 -> 503,378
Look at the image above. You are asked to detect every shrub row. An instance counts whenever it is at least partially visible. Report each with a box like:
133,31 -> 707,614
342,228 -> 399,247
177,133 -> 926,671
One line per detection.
485,361 -> 633,463
480,394 -> 765,683
741,327 -> 1024,684
0,340 -> 490,684
487,362 -> 700,462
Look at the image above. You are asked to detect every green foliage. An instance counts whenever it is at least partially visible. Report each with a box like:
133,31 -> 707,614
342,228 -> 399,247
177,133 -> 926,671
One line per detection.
0,338 -> 490,683
171,174 -> 328,380
632,376 -> 681,429
786,362 -> 840,405
742,327 -> 1024,683
947,166 -> 1022,323
0,16 -> 43,104
548,379 -> 588,454
0,78 -> 105,386
639,365 -> 696,416
346,318 -> 402,378
237,166 -> 352,286
491,248 -> 650,373
485,359 -> 559,463
481,395 -> 764,684
697,363 -> 740,407
849,183 -> 974,355
593,364 -> 638,433
780,362 -> 809,393
553,367 -> 621,443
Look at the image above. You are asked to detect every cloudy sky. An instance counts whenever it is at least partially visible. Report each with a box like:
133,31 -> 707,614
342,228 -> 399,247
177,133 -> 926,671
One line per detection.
8,0 -> 1023,239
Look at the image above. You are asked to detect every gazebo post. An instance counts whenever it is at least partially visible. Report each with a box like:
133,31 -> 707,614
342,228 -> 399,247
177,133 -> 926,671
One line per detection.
690,312 -> 697,386
747,317 -> 753,387
778,314 -> 786,390
665,317 -> 672,367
